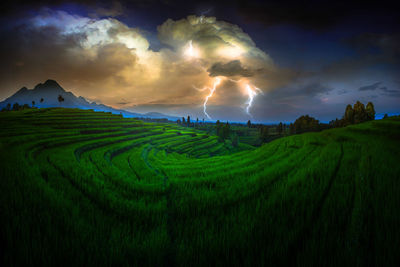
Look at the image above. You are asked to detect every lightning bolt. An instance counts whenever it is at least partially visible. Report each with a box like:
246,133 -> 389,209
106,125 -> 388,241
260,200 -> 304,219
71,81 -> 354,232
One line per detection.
195,78 -> 262,118
245,84 -> 263,116
228,78 -> 263,116
194,77 -> 222,120
204,77 -> 222,119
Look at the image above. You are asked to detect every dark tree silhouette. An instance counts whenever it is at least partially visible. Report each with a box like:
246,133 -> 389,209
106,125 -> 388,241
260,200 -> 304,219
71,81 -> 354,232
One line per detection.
6,103 -> 11,111
187,116 -> 190,126
182,117 -> 186,124
289,123 -> 295,134
12,103 -> 20,111
260,126 -> 269,142
247,120 -> 251,128
231,133 -> 239,147
58,95 -> 65,104
353,101 -> 367,124
40,98 -> 44,103
344,104 -> 354,125
331,101 -> 376,128
222,122 -> 230,140
383,114 -> 388,119
293,115 -> 320,134
32,101 -> 35,107
277,122 -> 283,135
366,102 -> 376,121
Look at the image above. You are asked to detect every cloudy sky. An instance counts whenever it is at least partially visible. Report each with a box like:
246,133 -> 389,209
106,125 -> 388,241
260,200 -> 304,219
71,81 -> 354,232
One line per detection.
0,0 -> 399,122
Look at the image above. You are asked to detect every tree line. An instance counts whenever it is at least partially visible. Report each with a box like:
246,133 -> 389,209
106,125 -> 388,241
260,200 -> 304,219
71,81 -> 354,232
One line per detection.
329,101 -> 375,127
1,95 -> 65,112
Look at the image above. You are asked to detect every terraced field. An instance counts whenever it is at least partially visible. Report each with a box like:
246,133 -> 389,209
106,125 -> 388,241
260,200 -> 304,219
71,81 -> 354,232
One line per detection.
1,108 -> 400,266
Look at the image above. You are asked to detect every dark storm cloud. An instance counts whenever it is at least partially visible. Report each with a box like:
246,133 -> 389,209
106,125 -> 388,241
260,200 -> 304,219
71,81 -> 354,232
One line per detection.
4,0 -> 398,31
358,82 -> 381,91
0,19 -> 137,99
0,0 -> 124,15
380,87 -> 399,94
346,33 -> 400,57
235,0 -> 400,30
320,31 -> 400,82
380,87 -> 400,97
0,24 -> 135,81
207,60 -> 254,77
271,82 -> 334,99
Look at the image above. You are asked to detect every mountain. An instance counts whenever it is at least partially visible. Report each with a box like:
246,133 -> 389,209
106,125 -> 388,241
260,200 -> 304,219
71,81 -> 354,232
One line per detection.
0,80 -> 179,121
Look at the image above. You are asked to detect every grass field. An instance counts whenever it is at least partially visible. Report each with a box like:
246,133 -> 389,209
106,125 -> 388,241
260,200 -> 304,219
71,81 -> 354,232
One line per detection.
1,108 -> 400,266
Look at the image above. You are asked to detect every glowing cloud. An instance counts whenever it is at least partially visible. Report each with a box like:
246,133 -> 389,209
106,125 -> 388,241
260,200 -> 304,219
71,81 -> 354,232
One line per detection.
10,11 -> 276,120
184,40 -> 200,58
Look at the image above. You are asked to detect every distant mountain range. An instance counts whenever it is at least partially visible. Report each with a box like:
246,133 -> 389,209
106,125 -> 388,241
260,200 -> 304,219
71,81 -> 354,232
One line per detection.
0,80 -> 180,121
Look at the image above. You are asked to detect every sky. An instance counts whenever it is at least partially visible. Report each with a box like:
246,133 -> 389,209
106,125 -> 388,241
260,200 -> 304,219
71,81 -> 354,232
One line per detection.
0,0 -> 399,123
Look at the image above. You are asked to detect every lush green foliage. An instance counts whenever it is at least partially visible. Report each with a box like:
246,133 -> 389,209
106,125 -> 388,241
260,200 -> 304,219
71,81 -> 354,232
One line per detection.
331,101 -> 376,127
1,108 -> 399,266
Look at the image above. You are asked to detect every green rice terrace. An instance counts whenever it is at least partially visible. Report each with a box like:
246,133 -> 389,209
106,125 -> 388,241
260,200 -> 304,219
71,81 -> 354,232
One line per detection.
1,108 -> 400,266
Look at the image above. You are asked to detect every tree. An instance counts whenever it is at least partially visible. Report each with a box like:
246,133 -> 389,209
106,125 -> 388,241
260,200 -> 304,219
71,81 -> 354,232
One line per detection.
344,104 -> 354,125
222,122 -> 230,140
232,133 -> 239,147
293,115 -> 320,134
366,102 -> 375,121
187,115 -> 190,126
247,120 -> 251,128
383,114 -> 388,119
177,119 -> 181,125
215,120 -> 223,141
277,122 -> 283,135
353,101 -> 367,124
182,117 -> 186,124
12,103 -> 20,111
40,98 -> 44,103
32,101 -> 35,107
58,95 -> 65,104
289,123 -> 295,135
6,103 -> 11,111
260,126 -> 269,142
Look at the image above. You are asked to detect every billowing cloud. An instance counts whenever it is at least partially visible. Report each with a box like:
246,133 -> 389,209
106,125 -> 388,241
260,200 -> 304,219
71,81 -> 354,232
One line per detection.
157,15 -> 273,68
0,11 -> 280,120
6,9 -> 397,122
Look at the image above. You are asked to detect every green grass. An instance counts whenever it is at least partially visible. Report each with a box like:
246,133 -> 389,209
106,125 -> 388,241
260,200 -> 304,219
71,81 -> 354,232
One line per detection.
1,108 -> 400,266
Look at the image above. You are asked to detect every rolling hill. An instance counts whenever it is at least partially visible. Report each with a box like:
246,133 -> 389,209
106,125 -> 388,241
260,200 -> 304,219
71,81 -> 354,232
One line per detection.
0,108 -> 399,266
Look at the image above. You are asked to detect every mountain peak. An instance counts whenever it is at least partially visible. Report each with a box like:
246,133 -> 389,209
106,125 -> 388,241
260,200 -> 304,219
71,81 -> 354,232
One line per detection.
43,79 -> 61,87
34,79 -> 64,92
14,86 -> 28,96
